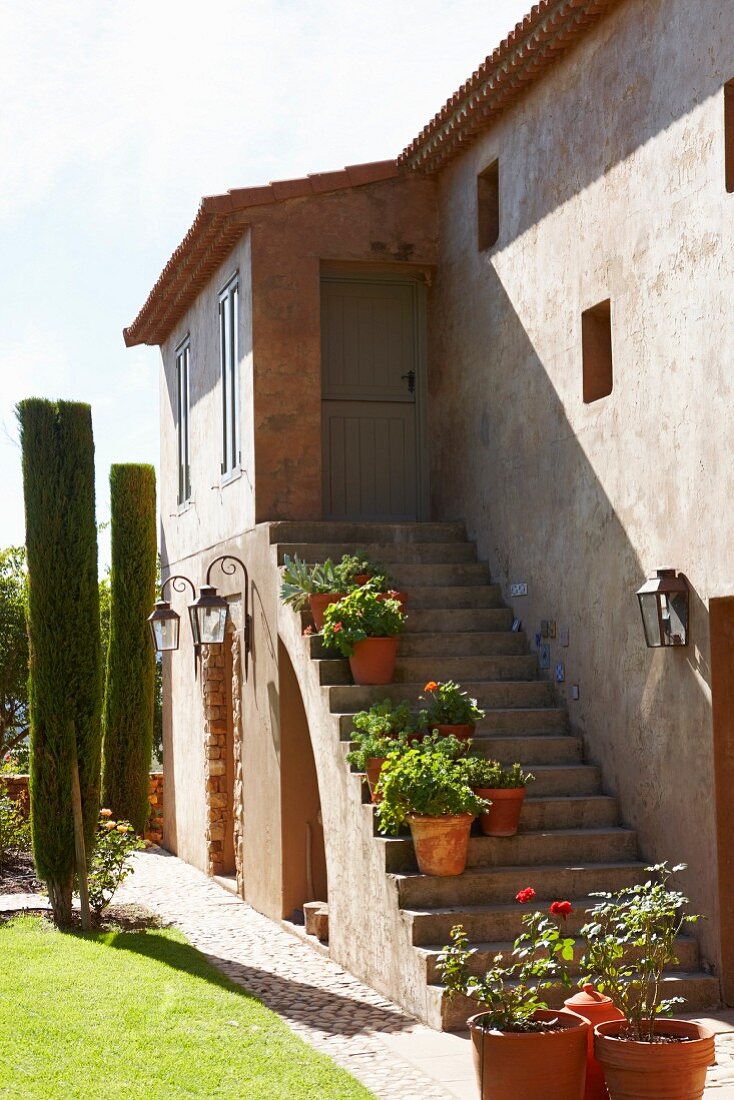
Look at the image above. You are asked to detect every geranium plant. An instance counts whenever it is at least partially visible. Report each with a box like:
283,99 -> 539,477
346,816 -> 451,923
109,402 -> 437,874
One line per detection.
351,699 -> 421,739
438,889 -> 576,1032
458,756 -> 535,789
346,729 -> 412,772
375,746 -> 488,835
87,809 -> 145,916
421,680 -> 485,726
579,862 -> 700,1042
322,588 -> 405,657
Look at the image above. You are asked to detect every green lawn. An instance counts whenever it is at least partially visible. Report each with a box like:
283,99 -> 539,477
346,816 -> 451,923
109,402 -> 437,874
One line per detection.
0,916 -> 375,1099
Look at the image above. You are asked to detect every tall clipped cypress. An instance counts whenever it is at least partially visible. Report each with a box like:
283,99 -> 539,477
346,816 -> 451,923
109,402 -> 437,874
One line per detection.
18,399 -> 102,927
102,464 -> 156,833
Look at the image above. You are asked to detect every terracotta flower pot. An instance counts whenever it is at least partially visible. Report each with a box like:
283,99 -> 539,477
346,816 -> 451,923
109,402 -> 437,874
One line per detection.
349,636 -> 398,685
354,573 -> 372,586
475,786 -> 526,836
594,1019 -> 715,1100
406,812 -> 473,876
431,722 -> 475,744
564,984 -> 624,1100
365,756 -> 386,802
309,592 -> 345,631
469,1008 -> 589,1100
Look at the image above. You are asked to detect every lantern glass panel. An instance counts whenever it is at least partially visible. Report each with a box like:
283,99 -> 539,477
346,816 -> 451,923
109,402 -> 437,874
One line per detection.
197,605 -> 228,644
153,615 -> 180,651
639,592 -> 662,647
662,591 -> 687,646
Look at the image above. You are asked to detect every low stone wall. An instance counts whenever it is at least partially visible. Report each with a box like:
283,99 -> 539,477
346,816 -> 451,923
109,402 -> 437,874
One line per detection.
1,772 -> 164,844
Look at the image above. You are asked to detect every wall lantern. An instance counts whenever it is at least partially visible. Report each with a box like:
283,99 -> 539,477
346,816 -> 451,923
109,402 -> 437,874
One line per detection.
636,568 -> 689,648
147,575 -> 196,651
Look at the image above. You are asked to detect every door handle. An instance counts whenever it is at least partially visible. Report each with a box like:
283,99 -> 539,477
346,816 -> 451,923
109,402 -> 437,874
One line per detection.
401,370 -> 416,394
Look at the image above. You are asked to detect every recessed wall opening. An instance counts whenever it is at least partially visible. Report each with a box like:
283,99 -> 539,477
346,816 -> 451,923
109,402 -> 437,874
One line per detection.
477,159 -> 500,250
582,299 -> 613,403
725,80 -> 734,193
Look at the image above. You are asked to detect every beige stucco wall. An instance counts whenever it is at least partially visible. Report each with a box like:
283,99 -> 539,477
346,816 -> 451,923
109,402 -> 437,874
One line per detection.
429,0 -> 734,966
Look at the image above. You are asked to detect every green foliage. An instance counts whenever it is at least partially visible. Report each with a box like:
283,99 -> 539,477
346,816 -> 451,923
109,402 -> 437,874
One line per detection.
279,555 -> 343,611
0,791 -> 30,868
439,910 -> 576,1032
102,465 -> 157,834
98,572 -> 111,671
421,680 -> 485,726
322,588 -> 405,657
0,547 -> 29,760
458,756 -> 535,789
346,730 -> 412,772
17,398 -> 103,926
375,747 -> 488,836
351,698 -> 422,739
336,550 -> 387,588
579,862 -> 700,1041
87,809 -> 145,915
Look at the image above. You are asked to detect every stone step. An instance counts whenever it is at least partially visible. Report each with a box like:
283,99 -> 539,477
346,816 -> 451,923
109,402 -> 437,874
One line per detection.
406,585 -> 504,609
432,973 -> 721,1031
387,562 -> 490,588
406,895 -> 615,946
269,520 -> 467,545
419,935 -> 700,983
521,795 -> 618,830
403,608 -> 514,632
393,860 -> 647,909
310,631 -> 527,659
328,680 -> 556,713
317,654 -> 539,687
475,708 -> 569,733
521,764 -> 601,797
381,828 -> 637,874
472,733 -> 583,764
277,541 -> 478,566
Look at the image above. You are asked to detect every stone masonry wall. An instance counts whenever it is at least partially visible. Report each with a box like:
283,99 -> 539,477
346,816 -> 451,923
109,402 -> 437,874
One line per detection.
202,643 -> 228,875
231,631 -> 245,895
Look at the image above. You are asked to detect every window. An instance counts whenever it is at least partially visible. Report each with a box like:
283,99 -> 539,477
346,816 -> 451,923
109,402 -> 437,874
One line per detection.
477,159 -> 500,250
582,299 -> 613,404
219,274 -> 240,477
725,80 -> 734,193
175,337 -> 191,504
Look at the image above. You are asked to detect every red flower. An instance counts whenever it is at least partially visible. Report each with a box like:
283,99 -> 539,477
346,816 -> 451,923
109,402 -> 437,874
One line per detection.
333,623 -> 343,633
550,900 -> 573,920
424,681 -> 438,692
515,887 -> 536,904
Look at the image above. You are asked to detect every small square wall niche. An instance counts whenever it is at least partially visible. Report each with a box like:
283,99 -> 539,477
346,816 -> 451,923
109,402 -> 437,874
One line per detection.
582,299 -> 613,403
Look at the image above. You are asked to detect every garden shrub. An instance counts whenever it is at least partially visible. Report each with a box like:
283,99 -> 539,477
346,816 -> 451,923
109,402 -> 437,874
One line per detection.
88,809 -> 145,915
0,790 -> 30,868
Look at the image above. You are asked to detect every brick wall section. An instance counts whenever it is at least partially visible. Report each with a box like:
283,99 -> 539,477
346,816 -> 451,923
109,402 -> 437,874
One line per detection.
202,643 -> 228,875
231,631 -> 245,894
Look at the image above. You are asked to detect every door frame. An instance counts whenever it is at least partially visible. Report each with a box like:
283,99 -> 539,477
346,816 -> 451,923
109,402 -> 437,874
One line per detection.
319,271 -> 430,522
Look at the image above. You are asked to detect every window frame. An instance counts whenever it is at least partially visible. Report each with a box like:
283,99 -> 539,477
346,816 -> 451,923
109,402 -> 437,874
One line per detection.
175,335 -> 191,506
219,272 -> 240,480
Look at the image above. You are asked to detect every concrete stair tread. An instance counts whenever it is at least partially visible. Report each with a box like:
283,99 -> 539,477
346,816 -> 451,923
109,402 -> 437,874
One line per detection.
328,680 -> 555,711
269,520 -> 467,544
404,585 -> 503,608
392,859 -> 648,888
277,541 -> 478,564
317,654 -> 539,686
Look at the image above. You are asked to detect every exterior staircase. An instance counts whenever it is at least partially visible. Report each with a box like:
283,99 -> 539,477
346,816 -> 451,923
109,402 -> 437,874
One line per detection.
271,519 -> 719,1029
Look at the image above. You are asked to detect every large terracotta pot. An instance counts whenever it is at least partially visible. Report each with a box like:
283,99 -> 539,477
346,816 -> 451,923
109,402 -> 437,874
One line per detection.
309,592 -> 345,631
349,636 -> 398,685
469,1008 -> 588,1100
475,786 -> 526,836
594,1019 -> 715,1100
431,722 -> 475,744
564,984 -> 624,1100
406,812 -> 473,876
365,756 -> 386,802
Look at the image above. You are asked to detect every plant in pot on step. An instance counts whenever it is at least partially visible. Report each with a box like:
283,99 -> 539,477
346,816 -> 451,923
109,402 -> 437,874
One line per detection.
375,746 -> 487,876
346,729 -> 412,802
420,679 -> 485,742
458,756 -> 535,837
280,555 -> 344,631
322,588 -> 405,685
438,893 -> 588,1100
335,551 -> 387,589
579,862 -> 713,1100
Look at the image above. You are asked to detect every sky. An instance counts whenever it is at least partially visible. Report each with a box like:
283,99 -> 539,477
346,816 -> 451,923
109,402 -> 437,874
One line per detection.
0,0 -> 531,572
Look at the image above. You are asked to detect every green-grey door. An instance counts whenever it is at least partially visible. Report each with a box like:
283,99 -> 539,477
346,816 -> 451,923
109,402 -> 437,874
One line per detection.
321,278 -> 421,521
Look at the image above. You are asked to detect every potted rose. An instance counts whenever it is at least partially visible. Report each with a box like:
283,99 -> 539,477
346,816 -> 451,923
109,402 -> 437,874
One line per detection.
581,863 -> 714,1100
458,756 -> 535,837
280,554 -> 345,630
322,588 -> 405,685
421,680 -> 485,742
438,891 -> 588,1099
375,746 -> 487,876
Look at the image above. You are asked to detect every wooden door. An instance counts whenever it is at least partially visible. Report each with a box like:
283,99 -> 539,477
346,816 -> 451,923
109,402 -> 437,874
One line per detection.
321,278 -> 422,521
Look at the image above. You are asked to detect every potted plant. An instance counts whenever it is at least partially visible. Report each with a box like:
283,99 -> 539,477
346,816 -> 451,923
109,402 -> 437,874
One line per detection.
352,699 -> 423,741
280,555 -> 345,630
581,863 -> 714,1100
375,747 -> 487,875
322,588 -> 405,685
336,551 -> 386,589
438,892 -> 588,1099
346,729 -> 412,801
458,756 -> 535,837
421,680 -> 485,742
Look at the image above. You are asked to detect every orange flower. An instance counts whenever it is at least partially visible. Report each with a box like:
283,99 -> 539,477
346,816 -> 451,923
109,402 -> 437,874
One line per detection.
105,821 -> 117,831
333,623 -> 343,633
116,824 -> 129,834
424,681 -> 438,692
99,808 -> 113,818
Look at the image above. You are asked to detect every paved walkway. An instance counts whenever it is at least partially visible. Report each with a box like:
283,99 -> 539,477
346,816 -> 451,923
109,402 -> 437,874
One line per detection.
4,848 -> 734,1099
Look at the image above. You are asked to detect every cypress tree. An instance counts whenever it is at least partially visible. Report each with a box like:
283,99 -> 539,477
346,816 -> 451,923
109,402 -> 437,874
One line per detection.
17,399 -> 102,927
102,464 -> 157,833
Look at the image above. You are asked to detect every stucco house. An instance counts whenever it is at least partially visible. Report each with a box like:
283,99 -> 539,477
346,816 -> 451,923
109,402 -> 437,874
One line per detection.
124,0 -> 734,1027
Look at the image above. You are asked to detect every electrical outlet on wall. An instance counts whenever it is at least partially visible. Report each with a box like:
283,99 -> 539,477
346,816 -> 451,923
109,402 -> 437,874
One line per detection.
555,662 -> 565,683
559,625 -> 570,647
571,684 -> 580,701
539,643 -> 551,670
511,582 -> 528,597
549,621 -> 557,639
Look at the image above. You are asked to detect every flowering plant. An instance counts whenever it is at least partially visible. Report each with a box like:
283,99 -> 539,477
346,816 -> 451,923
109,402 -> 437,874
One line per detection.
86,809 -> 145,916
438,890 -> 576,1032
421,680 -> 485,726
375,746 -> 488,836
579,863 -> 700,1041
322,588 -> 405,657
